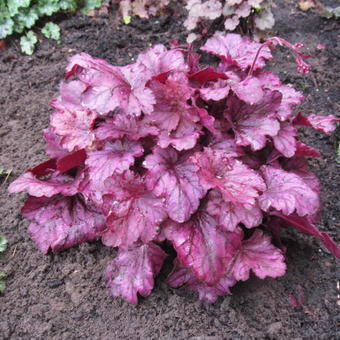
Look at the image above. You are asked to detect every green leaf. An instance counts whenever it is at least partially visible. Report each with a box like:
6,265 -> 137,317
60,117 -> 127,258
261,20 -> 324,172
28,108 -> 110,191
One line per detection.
0,18 -> 14,39
332,6 -> 340,18
37,0 -> 61,16
13,7 -> 39,33
0,1 -> 10,22
322,6 -> 340,19
123,15 -> 131,25
59,0 -> 78,11
20,30 -> 37,55
8,0 -> 31,16
0,272 -> 6,293
42,22 -> 60,41
80,0 -> 102,14
0,168 -> 10,176
254,9 -> 275,30
0,235 -> 7,252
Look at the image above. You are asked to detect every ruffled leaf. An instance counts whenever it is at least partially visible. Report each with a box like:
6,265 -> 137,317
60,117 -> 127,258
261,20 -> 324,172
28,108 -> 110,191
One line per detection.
207,190 -> 262,232
86,139 -> 143,187
9,171 -> 81,198
191,148 -> 266,205
167,259 -> 236,303
226,90 -> 282,151
201,34 -> 272,71
164,211 -> 240,285
64,53 -> 155,116
50,101 -> 96,152
21,195 -> 105,253
144,147 -> 206,223
136,44 -> 188,76
259,165 -> 319,216
101,172 -> 167,248
257,71 -> 304,120
106,243 -> 167,304
293,112 -> 339,134
95,113 -> 158,141
230,230 -> 286,281
273,123 -> 297,157
295,141 -> 321,158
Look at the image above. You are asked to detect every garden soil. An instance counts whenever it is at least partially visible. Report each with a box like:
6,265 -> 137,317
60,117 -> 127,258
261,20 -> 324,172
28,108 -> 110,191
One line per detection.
0,1 -> 339,339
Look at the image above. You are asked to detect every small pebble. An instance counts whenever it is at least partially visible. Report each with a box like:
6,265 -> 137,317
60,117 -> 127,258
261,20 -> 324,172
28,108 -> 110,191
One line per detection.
47,279 -> 64,288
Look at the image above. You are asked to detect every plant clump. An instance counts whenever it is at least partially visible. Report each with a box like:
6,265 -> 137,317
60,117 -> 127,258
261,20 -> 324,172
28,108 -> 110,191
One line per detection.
9,33 -> 339,304
113,0 -> 171,24
0,235 -> 7,293
0,0 -> 102,54
184,0 -> 275,42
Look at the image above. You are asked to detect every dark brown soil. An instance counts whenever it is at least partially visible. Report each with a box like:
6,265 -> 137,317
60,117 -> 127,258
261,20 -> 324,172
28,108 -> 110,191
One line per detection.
0,1 -> 339,339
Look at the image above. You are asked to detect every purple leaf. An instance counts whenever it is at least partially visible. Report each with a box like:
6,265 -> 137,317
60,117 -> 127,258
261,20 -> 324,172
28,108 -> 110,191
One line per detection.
65,52 -> 117,79
50,101 -> 97,152
189,66 -> 228,84
209,137 -> 245,158
158,117 -> 201,151
65,53 -> 155,116
136,44 -> 188,76
207,190 -> 262,232
164,211 -> 240,285
101,172 -> 167,248
105,243 -> 167,304
259,165 -> 319,216
21,195 -> 105,253
229,230 -> 286,281
295,141 -> 321,158
56,149 -> 87,173
196,107 -> 221,137
232,77 -> 264,105
9,171 -> 81,198
191,148 -> 266,205
293,112 -> 340,134
43,128 -> 68,158
273,213 -> 340,258
28,158 -> 57,177
144,147 -> 206,223
226,90 -> 282,151
148,72 -> 197,130
201,34 -> 272,71
86,139 -> 143,187
281,157 -> 320,196
59,80 -> 88,107
95,113 -> 158,141
167,259 -> 236,303
257,71 -> 304,120
273,123 -> 297,157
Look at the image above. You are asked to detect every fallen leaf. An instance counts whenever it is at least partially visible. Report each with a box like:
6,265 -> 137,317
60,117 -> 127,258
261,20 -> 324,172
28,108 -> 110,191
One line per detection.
316,44 -> 326,50
0,40 -> 6,52
298,0 -> 316,11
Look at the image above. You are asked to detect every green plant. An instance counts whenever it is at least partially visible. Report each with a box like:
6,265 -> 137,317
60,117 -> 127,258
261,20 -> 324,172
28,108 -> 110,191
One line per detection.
184,0 -> 275,43
298,0 -> 340,19
41,21 -> 61,41
0,235 -> 7,293
0,167 -> 12,186
0,0 -> 103,54
19,29 -> 37,54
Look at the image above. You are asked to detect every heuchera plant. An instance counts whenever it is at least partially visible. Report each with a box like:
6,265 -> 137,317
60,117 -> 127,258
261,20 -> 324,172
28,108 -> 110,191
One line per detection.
9,33 -> 339,304
113,0 -> 171,24
184,0 -> 275,42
